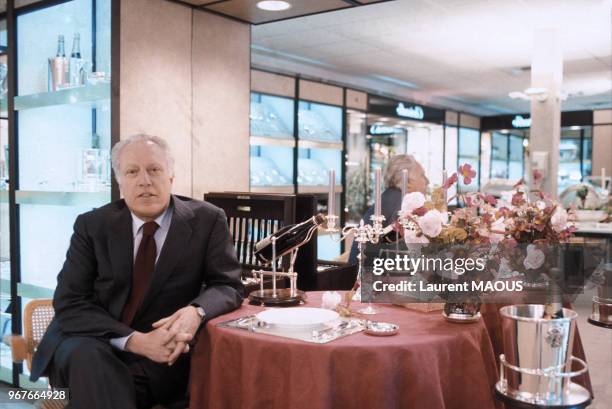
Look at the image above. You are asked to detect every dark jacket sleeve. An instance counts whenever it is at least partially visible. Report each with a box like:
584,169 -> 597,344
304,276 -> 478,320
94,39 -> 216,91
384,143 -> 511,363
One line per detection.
191,209 -> 244,319
52,214 -> 133,338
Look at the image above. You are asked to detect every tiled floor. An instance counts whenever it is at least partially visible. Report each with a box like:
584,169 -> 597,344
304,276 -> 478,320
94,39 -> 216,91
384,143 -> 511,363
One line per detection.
0,293 -> 609,409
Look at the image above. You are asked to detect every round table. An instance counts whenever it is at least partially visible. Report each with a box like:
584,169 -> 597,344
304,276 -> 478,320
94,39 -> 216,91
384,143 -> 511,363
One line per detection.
189,292 -> 502,409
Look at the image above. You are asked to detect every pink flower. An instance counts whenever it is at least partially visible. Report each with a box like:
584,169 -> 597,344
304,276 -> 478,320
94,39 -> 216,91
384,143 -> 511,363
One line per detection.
524,244 -> 545,270
482,194 -> 497,206
458,163 -> 477,185
401,191 -> 426,213
551,206 -> 568,233
532,169 -> 543,185
442,172 -> 458,189
418,209 -> 445,238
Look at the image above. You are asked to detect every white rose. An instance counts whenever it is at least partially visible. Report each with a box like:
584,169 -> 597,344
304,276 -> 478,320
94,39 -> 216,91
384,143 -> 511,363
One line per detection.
401,192 -> 426,213
523,244 -> 545,270
418,209 -> 444,238
551,206 -> 568,233
404,229 -> 429,244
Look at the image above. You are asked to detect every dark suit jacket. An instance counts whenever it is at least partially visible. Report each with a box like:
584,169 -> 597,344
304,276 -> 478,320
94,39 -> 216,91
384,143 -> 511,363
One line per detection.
348,187 -> 403,264
30,195 -> 244,381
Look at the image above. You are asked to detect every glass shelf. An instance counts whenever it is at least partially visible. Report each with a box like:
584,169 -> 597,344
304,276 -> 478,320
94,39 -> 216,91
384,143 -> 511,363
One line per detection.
297,185 -> 343,194
15,190 -> 109,207
250,185 -> 294,194
250,136 -> 295,148
14,82 -> 110,111
298,140 -> 343,150
17,282 -> 54,299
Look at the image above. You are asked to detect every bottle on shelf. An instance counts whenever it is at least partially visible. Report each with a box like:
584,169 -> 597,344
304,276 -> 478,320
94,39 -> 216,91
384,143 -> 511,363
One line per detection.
69,33 -> 84,87
254,213 -> 326,264
48,35 -> 68,91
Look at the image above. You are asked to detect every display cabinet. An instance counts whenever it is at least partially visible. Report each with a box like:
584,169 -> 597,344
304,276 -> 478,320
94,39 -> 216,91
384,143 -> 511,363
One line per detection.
558,126 -> 592,195
345,109 -> 368,225
249,92 -> 294,193
297,100 -> 342,260
297,100 -> 342,192
444,125 -> 458,205
1,0 -> 113,387
489,132 -> 525,182
0,25 -> 10,383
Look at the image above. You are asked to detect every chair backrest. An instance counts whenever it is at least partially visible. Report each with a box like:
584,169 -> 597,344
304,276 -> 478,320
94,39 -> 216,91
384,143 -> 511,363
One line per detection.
23,299 -> 54,371
204,192 -> 296,270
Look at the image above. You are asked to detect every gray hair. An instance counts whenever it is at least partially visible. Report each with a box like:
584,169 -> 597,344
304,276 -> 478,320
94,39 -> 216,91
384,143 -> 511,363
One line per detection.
384,154 -> 422,189
111,134 -> 175,179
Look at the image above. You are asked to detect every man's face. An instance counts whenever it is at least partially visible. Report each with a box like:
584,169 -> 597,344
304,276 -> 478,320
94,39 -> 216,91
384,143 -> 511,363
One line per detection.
117,141 -> 173,221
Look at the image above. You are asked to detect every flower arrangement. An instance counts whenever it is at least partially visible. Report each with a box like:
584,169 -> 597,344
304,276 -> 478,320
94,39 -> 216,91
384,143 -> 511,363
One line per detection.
399,167 -> 575,247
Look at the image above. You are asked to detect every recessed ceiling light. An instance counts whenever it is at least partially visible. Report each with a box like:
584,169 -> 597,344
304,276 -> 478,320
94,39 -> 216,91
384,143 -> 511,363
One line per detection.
570,126 -> 581,130
257,1 -> 292,11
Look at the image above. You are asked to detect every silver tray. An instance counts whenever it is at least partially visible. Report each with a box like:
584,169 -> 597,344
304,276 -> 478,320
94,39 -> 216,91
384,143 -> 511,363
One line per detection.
218,315 -> 364,344
443,311 -> 481,323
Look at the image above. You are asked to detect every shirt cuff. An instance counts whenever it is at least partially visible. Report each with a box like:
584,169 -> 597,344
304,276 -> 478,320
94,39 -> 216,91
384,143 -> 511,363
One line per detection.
110,332 -> 135,351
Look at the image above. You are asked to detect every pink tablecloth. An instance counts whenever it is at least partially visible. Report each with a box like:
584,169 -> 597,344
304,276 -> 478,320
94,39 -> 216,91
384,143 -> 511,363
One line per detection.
189,293 -> 501,409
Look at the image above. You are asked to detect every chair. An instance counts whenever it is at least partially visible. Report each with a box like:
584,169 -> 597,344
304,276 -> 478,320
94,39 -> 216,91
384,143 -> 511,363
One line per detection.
204,192 -> 298,293
8,299 -> 187,409
8,299 -> 67,409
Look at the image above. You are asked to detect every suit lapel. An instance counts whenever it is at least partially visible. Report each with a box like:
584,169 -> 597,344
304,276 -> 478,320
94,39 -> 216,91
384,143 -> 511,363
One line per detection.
135,196 -> 194,320
108,201 -> 134,319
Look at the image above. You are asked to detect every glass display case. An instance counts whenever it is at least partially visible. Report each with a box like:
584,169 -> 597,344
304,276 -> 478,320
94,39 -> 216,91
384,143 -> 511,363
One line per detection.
558,126 -> 592,195
297,101 -> 342,260
297,100 -> 342,191
407,124 -> 444,187
345,109 -> 368,224
5,0 -> 112,386
508,134 -> 524,180
444,125 -> 458,205
490,132 -> 508,179
249,92 -> 294,193
0,24 -> 10,381
457,127 -> 480,193
489,132 -> 525,182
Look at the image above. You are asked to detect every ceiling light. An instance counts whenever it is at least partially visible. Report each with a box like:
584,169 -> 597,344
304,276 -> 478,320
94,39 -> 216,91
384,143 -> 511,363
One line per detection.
257,1 -> 292,11
524,87 -> 548,96
378,117 -> 390,122
508,91 -> 530,101
570,126 -> 581,130
500,129 -> 509,134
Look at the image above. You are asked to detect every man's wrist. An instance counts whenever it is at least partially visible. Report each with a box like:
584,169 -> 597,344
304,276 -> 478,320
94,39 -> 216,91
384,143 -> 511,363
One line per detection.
191,304 -> 206,320
125,331 -> 143,353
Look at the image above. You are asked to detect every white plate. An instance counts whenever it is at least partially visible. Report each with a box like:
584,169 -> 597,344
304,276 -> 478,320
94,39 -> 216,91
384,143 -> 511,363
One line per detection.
256,307 -> 339,330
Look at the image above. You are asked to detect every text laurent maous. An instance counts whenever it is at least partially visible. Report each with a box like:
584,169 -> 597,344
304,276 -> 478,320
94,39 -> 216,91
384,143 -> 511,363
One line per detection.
372,280 -> 524,292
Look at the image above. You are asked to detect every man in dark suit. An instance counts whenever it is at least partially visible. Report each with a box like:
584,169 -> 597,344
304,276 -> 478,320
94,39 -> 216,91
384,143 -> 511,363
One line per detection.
31,134 -> 243,409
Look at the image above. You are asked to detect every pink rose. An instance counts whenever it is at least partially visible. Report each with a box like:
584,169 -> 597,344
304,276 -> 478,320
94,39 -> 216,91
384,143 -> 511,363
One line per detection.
551,206 -> 568,233
401,192 -> 426,213
523,244 -> 545,270
418,209 -> 445,238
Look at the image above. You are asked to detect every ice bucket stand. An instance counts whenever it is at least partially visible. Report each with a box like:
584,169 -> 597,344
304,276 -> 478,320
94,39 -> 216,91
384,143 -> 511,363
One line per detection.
495,305 -> 591,409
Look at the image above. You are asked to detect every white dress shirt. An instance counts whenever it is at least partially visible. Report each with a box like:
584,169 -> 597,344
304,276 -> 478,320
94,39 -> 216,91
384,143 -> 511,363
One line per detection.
109,205 -> 173,350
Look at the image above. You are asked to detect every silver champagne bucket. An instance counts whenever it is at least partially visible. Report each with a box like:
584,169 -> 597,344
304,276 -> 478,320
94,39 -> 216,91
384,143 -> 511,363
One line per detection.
589,263 -> 612,328
496,305 -> 590,407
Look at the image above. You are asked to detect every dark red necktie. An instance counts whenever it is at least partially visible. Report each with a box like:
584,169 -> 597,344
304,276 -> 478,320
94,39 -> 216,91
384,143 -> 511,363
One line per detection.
121,221 -> 159,325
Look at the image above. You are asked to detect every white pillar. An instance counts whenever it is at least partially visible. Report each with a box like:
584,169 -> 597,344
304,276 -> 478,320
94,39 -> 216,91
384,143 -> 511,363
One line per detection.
529,29 -> 563,196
